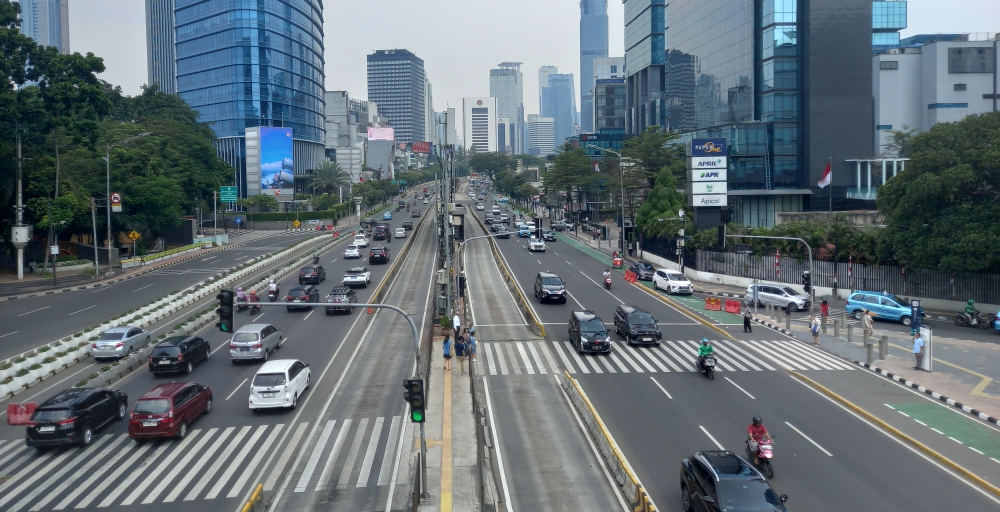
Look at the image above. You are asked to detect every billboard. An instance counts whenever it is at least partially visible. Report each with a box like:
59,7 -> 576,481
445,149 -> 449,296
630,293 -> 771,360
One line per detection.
412,141 -> 431,154
367,127 -> 395,141
690,182 -> 728,195
689,156 -> 727,169
691,194 -> 728,207
690,168 -> 728,182
259,127 -> 294,198
689,138 -> 727,156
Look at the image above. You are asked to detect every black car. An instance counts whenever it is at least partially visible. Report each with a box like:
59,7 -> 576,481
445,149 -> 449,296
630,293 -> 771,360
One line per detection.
149,336 -> 212,375
629,261 -> 655,281
26,387 -> 128,449
533,271 -> 567,303
484,217 -> 494,225
369,246 -> 390,264
613,305 -> 662,345
496,228 -> 511,239
372,229 -> 387,241
541,230 -> 557,242
325,286 -> 358,314
401,221 -> 414,230
568,310 -> 611,354
285,285 -> 320,310
681,451 -> 788,512
298,264 -> 326,285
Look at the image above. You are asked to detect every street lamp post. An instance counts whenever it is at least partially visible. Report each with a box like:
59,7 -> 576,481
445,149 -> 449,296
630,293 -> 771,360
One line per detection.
105,132 -> 152,273
588,145 -> 626,253
726,234 -> 815,313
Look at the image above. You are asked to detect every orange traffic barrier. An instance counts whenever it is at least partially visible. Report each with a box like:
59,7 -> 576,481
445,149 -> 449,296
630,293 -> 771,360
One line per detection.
367,307 -> 374,314
725,299 -> 742,314
704,297 -> 722,311
7,403 -> 37,425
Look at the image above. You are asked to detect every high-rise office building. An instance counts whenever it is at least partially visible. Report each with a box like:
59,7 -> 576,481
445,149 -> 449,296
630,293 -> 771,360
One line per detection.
463,97 -> 498,154
324,91 -> 382,183
490,62 -> 525,154
872,1 -> 907,48
527,114 -> 556,157
580,0 -> 609,133
538,65 -> 558,116
542,73 -> 577,148
145,0 -> 326,200
425,79 -> 435,145
623,0 -> 666,135
367,49 -> 427,143
18,0 -> 69,53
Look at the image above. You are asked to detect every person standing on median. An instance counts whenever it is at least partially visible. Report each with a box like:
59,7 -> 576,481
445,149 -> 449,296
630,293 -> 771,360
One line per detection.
810,315 -> 821,345
442,335 -> 452,371
912,332 -> 925,370
743,305 -> 753,333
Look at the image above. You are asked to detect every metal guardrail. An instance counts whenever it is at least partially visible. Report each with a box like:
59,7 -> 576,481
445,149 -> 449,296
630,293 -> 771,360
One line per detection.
366,203 -> 434,306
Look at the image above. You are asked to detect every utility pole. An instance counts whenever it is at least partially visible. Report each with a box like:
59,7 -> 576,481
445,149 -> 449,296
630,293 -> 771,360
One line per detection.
12,125 -> 28,280
105,132 -> 152,273
213,191 -> 218,240
91,198 -> 99,277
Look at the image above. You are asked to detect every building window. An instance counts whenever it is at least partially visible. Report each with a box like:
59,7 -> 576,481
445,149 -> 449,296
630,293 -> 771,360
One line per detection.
928,103 -> 968,109
948,47 -> 995,73
610,65 -> 617,74
876,125 -> 893,130
954,83 -> 967,91
879,61 -> 899,70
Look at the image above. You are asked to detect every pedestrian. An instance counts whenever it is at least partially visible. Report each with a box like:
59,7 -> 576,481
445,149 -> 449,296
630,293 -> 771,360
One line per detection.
442,336 -> 452,371
455,336 -> 468,375
452,313 -> 461,339
468,332 -> 477,363
821,300 -> 830,319
743,305 -> 753,333
810,315 -> 821,345
628,243 -> 634,257
28,260 -> 35,274
912,332 -> 925,370
862,310 -> 874,337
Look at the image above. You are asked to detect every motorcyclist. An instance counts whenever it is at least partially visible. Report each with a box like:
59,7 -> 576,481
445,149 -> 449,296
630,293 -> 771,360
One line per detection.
235,286 -> 245,301
747,416 -> 773,465
312,251 -> 319,264
697,339 -> 715,369
965,299 -> 978,325
268,279 -> 278,294
603,269 -> 612,280
248,289 -> 260,313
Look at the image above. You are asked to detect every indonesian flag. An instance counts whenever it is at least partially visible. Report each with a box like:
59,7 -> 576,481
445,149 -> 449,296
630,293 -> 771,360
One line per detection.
775,249 -> 780,276
818,161 -> 832,188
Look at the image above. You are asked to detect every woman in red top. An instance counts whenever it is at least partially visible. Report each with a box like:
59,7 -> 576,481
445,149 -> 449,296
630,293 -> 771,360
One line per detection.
820,300 -> 830,318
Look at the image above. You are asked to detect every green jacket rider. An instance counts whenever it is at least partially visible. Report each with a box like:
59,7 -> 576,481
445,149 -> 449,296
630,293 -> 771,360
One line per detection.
698,340 -> 714,357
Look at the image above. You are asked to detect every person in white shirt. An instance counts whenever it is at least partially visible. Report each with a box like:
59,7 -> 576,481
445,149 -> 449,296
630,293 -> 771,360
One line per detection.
912,334 -> 925,370
452,313 -> 461,339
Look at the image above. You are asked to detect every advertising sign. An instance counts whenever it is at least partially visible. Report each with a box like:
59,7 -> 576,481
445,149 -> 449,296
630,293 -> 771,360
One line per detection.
689,156 -> 727,169
259,127 -> 294,199
367,127 -> 395,141
690,182 -> 728,195
691,194 -> 728,207
689,138 -> 727,156
690,168 -> 729,182
412,141 -> 431,154
111,192 -> 122,212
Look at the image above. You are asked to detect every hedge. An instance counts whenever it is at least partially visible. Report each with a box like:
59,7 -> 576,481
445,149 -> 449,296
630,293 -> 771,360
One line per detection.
244,202 -> 352,222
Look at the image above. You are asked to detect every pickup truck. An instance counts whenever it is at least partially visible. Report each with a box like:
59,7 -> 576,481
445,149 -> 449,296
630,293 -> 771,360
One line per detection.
342,267 -> 371,287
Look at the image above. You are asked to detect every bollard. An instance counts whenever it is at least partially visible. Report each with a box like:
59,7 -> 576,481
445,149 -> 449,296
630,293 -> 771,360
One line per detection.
866,342 -> 874,364
841,310 -> 847,326
880,335 -> 888,360
822,316 -> 828,334
863,331 -> 870,348
766,303 -> 772,320
847,324 -> 853,343
785,310 -> 791,330
834,318 -> 840,338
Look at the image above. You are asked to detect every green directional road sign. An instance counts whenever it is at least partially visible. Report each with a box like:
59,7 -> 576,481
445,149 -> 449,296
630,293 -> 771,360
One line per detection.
220,186 -> 238,203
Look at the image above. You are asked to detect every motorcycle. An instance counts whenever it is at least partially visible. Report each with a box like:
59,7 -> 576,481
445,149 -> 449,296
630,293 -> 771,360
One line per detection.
312,255 -> 320,264
249,302 -> 261,314
235,297 -> 247,313
746,438 -> 775,478
604,275 -> 612,290
698,355 -> 717,380
268,288 -> 279,302
954,311 -> 995,330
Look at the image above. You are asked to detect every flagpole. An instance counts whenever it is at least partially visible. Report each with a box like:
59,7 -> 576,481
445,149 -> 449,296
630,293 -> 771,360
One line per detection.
828,157 -> 833,214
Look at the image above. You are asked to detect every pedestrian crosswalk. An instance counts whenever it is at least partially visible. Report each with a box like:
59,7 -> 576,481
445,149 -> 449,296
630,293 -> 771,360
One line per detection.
478,338 -> 856,376
0,416 -> 404,510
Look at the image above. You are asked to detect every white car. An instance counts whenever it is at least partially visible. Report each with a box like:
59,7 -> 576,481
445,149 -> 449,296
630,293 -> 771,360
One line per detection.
514,219 -> 524,228
476,203 -> 485,211
652,269 -> 693,295
523,221 -> 536,230
492,206 -> 501,215
249,359 -> 310,411
394,227 -> 406,238
344,245 -> 361,259
528,237 -> 546,252
353,234 -> 369,248
423,199 -> 429,204
342,266 -> 372,287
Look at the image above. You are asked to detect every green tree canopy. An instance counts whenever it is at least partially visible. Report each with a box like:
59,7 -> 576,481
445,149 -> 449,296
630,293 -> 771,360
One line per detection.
620,125 -> 685,188
311,160 -> 350,199
543,143 -> 594,211
635,166 -> 687,237
467,152 -> 513,181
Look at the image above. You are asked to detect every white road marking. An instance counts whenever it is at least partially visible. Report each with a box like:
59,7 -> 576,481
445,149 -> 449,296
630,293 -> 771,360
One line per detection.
725,377 -> 756,399
377,416 -> 402,486
204,425 -> 271,500
784,421 -> 833,456
226,378 -> 248,400
316,419 -> 352,491
68,305 -> 97,316
132,283 -> 155,293
650,377 -> 673,399
18,306 -> 49,316
949,437 -> 963,444
700,426 -> 725,450
970,447 -> 985,455
183,425 -> 252,501
295,420 -> 337,492
142,429 -> 217,504
337,418 -> 368,488
931,428 -> 945,434
483,378 -> 514,509
356,416 -> 385,487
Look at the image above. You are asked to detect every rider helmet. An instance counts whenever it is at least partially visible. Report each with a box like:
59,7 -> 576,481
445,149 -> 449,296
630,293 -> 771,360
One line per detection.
237,286 -> 243,292
702,339 -> 710,345
968,299 -> 975,304
752,416 -> 762,426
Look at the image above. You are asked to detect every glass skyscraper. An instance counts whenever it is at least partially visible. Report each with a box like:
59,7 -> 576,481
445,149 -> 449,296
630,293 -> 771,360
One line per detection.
623,0 -> 666,135
580,0 -> 609,133
872,1 -> 907,47
542,73 -> 577,148
145,0 -> 327,198
18,0 -> 69,54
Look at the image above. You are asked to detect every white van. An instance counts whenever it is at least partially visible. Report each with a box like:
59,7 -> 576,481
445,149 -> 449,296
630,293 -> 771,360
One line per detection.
652,269 -> 694,295
249,359 -> 311,411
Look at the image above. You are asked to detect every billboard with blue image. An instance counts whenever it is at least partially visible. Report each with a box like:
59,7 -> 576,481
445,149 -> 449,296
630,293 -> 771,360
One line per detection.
260,127 -> 294,197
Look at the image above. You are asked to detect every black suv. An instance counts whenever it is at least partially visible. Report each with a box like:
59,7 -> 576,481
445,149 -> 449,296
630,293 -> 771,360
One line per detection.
325,286 -> 358,314
286,285 -> 320,310
681,451 -> 788,512
298,264 -> 326,285
26,387 -> 128,449
149,336 -> 211,375
372,228 -> 387,241
568,310 -> 611,354
369,246 -> 390,264
628,261 -> 655,281
613,305 -> 662,346
542,230 -> 557,242
533,272 -> 567,303
401,221 -> 414,230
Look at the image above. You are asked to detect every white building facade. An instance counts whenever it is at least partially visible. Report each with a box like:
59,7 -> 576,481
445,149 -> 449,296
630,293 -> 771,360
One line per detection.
490,62 -> 525,154
463,97 -> 498,154
527,114 -> 555,157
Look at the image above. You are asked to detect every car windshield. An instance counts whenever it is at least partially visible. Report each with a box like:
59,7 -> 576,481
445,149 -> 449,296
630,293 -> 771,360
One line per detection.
347,245 -> 357,250
637,263 -> 653,271
98,331 -> 126,340
778,286 -> 799,296
886,295 -> 908,307
579,319 -> 606,332
718,480 -> 784,510
668,274 -> 687,281
253,373 -> 287,387
32,408 -> 71,422
628,312 -> 655,325
541,277 -> 563,286
151,346 -> 181,357
133,399 -> 171,414
232,332 -> 259,343
288,290 -> 307,297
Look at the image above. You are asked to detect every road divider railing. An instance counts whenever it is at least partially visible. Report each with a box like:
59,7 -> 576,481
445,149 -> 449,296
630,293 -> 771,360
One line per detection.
366,202 -> 434,307
467,208 -> 546,337
0,232 -> 342,401
122,242 -> 206,268
559,371 -> 656,512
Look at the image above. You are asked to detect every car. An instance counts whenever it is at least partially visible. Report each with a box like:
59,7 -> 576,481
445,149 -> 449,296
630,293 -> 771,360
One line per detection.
394,227 -> 407,238
533,272 -> 566,303
492,206 -> 501,215
484,216 -> 494,225
653,269 -> 693,295
628,261 -> 656,281
149,336 -> 211,375
26,388 -> 128,449
325,286 -> 358,314
372,229 -> 387,241
613,305 -> 662,345
476,203 -> 485,211
496,228 -> 511,239
397,200 -> 406,209
401,221 -> 414,230
423,199 -> 429,204
845,290 -> 925,326
383,211 -> 392,220
342,267 -> 372,287
249,359 -> 311,412
490,222 -> 501,232
344,245 -> 361,258
314,224 -> 328,231
285,285 -> 320,310
745,283 -> 810,312
517,227 -> 532,237
128,382 -> 212,441
412,209 -> 421,217
499,214 -> 509,224
542,230 -> 557,242
369,246 -> 390,264
91,326 -> 150,360
523,221 -> 536,231
298,264 -> 326,285
680,451 -> 788,512
376,221 -> 390,231
569,310 -> 611,354
229,323 -> 283,362
529,237 -> 546,252
551,220 -> 569,231
353,234 -> 369,248
514,219 -> 524,229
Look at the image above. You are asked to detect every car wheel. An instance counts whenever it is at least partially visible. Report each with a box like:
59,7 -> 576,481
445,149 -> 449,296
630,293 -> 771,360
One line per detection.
80,424 -> 94,447
299,281 -> 304,285
185,361 -> 193,374
681,485 -> 693,512
116,401 -> 128,421
205,398 -> 213,414
615,323 -> 620,335
325,310 -> 332,316
176,421 -> 188,439
853,310 -> 863,320
289,393 -> 298,410
653,281 -> 658,291
787,303 -> 798,313
287,307 -> 293,311
133,437 -> 145,443
262,348 -> 269,362
231,359 -> 238,365
145,336 -> 151,346
306,374 -> 311,390
205,348 -> 210,361
901,316 -> 912,326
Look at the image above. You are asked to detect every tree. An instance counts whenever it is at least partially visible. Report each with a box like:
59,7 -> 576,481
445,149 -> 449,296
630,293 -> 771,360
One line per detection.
620,125 -> 685,188
238,194 -> 279,213
543,143 -> 594,213
467,152 -> 513,181
635,166 -> 687,237
876,112 -> 1000,273
311,160 -> 350,200
880,125 -> 917,158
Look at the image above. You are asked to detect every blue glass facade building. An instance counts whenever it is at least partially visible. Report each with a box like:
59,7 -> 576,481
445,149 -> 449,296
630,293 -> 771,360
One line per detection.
872,1 -> 907,47
623,0 -> 666,135
580,0 -> 609,133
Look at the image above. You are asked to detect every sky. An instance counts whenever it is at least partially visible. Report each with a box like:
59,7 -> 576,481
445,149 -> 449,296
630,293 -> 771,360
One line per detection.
69,0 -> 999,137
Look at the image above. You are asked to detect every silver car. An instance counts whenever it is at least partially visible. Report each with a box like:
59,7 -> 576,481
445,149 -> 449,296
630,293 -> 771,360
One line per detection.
91,326 -> 150,360
229,323 -> 283,362
745,283 -> 811,312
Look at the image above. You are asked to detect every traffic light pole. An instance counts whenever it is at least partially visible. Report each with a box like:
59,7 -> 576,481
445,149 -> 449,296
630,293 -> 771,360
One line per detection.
726,234 -> 814,313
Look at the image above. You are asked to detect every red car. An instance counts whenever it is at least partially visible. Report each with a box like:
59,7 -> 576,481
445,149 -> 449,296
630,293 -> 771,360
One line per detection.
128,382 -> 213,441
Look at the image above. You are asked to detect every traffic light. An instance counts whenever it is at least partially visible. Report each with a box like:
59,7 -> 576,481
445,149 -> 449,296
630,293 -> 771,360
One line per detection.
801,271 -> 811,293
403,377 -> 425,423
217,289 -> 234,332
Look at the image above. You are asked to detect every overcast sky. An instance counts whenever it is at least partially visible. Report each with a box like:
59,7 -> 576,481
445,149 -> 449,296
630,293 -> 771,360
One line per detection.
70,0 -> 998,135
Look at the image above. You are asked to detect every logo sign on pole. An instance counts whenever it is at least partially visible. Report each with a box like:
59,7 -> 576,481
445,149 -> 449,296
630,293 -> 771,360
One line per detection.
235,217 -> 243,225
689,138 -> 727,156
690,169 -> 729,182
688,156 -> 727,169
220,186 -> 238,203
690,182 -> 728,195
690,194 -> 728,207
128,230 -> 141,241
111,192 -> 122,212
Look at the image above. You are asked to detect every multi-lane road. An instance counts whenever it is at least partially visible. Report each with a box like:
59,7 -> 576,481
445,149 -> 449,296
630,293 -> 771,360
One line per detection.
0,199 -> 434,512
464,192 -> 1000,512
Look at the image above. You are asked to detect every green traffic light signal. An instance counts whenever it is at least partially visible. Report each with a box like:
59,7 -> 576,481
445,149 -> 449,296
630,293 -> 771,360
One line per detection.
411,410 -> 424,422
217,289 -> 235,333
403,377 -> 425,423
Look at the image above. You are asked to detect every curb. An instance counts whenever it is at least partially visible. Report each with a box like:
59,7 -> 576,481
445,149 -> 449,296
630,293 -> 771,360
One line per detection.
750,317 -> 797,338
